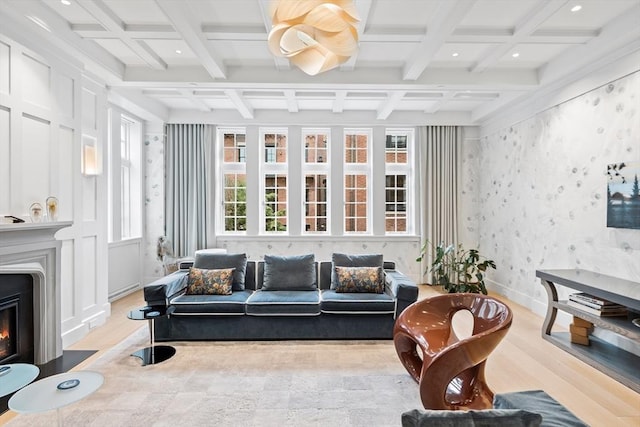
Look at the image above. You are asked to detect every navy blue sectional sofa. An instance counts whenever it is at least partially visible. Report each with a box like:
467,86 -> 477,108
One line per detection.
143,252 -> 419,341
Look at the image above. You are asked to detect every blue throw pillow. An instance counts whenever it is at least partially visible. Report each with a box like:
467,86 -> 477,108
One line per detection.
194,253 -> 247,291
262,254 -> 317,291
401,409 -> 542,427
331,253 -> 383,290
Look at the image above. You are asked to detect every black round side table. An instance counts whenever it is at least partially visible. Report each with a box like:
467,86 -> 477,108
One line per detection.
127,306 -> 176,366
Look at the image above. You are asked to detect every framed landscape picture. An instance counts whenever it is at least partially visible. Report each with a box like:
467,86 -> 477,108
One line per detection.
607,161 -> 640,230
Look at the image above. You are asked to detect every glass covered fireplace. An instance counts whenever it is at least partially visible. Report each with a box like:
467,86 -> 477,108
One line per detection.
0,274 -> 34,364
0,298 -> 18,363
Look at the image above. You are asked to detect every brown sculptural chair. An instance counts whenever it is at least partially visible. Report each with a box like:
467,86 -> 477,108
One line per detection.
394,293 -> 513,411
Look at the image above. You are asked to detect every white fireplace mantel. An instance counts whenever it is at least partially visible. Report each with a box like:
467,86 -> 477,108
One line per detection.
0,221 -> 72,245
0,221 -> 72,364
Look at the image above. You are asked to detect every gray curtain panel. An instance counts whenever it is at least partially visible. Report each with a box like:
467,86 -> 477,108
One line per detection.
165,123 -> 215,257
418,126 -> 461,284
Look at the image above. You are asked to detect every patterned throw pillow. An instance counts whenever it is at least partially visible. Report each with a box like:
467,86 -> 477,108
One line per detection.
186,267 -> 234,295
334,266 -> 384,293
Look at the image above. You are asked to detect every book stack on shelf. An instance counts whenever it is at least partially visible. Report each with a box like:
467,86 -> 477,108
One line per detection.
567,292 -> 628,317
569,316 -> 593,345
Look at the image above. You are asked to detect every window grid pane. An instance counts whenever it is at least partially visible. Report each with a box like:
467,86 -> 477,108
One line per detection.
304,174 -> 328,232
385,134 -> 408,164
385,173 -> 407,232
305,133 -> 328,163
223,173 -> 247,232
344,134 -> 368,164
345,174 -> 367,232
265,174 -> 287,232
219,128 -> 247,234
223,132 -> 246,163
265,133 -> 287,163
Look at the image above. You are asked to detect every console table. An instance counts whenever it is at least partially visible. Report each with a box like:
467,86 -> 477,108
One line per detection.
536,269 -> 640,392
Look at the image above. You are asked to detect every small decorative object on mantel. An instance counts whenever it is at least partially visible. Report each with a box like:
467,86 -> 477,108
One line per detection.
2,215 -> 25,224
46,196 -> 59,222
29,202 -> 43,223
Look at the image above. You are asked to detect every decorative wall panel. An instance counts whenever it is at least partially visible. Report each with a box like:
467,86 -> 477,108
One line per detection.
21,54 -> 49,109
20,114 -> 50,212
82,236 -> 97,308
0,41 -> 9,95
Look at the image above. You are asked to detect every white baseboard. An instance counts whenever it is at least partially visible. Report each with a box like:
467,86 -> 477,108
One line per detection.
61,304 -> 110,348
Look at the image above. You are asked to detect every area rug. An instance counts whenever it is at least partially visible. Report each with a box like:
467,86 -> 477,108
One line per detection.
6,328 -> 422,426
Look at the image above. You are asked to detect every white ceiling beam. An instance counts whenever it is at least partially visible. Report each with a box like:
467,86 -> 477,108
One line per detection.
470,91 -> 527,123
424,92 -> 455,114
257,0 -> 290,70
403,0 -> 477,80
537,7 -> 640,86
76,0 -> 167,70
108,87 -> 170,123
155,0 -> 227,79
340,0 -> 373,71
224,89 -> 254,119
284,90 -> 298,113
470,0 -> 569,73
0,0 -> 125,80
377,91 -> 406,120
177,89 -> 211,112
119,65 -> 538,90
333,91 -> 347,113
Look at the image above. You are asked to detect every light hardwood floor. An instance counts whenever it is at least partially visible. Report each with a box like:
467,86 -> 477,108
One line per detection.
1,287 -> 638,425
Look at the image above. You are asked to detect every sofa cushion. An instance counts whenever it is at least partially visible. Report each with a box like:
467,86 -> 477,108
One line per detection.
401,408 -> 542,427
194,252 -> 248,291
493,390 -> 587,427
170,290 -> 252,315
246,290 -> 320,316
334,266 -> 384,293
320,290 -> 395,314
262,254 -> 317,291
331,253 -> 383,290
185,267 -> 234,295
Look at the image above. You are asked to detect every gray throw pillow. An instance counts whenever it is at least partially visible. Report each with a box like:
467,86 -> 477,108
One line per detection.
262,254 -> 317,291
401,409 -> 542,427
194,253 -> 247,291
331,253 -> 383,290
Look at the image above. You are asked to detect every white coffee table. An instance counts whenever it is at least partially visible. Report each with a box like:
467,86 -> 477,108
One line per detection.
0,363 -> 40,397
8,370 -> 104,426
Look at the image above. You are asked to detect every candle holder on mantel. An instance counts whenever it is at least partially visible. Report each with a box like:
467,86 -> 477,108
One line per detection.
46,196 -> 58,222
29,202 -> 43,223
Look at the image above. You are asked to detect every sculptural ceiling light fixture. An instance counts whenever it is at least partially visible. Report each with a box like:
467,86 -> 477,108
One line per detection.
268,0 -> 360,76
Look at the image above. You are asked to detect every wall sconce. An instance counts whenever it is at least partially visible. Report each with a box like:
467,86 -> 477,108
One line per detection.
82,142 -> 99,176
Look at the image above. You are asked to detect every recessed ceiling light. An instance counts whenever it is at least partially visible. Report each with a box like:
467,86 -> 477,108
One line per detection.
175,49 -> 182,54
512,53 -> 520,58
452,52 -> 459,57
571,5 -> 582,12
27,16 -> 51,32
61,0 -> 71,5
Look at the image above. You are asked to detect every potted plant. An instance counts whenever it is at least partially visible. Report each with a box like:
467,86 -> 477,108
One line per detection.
416,241 -> 497,294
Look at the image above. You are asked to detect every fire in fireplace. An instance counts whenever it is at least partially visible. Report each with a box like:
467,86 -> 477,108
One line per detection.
0,298 -> 18,363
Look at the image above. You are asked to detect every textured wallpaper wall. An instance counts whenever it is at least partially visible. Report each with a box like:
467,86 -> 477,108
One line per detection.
462,71 -> 640,313
143,132 -> 166,284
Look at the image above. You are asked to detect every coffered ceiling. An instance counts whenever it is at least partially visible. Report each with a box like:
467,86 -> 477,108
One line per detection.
1,0 -> 639,124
